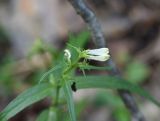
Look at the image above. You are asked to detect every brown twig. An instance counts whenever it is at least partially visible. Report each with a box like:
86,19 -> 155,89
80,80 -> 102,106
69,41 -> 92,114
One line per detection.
67,0 -> 146,121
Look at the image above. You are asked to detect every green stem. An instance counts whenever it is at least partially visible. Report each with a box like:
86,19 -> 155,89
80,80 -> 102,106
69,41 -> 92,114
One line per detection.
54,86 -> 60,106
52,55 -> 80,120
53,85 -> 60,121
63,62 -> 77,75
63,54 -> 83,75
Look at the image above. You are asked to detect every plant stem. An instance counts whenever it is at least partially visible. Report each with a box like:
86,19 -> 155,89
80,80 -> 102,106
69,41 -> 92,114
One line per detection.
63,58 -> 80,75
55,86 -> 60,106
53,85 -> 60,121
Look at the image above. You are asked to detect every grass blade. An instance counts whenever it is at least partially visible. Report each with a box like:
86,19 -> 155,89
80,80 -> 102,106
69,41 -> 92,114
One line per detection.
0,83 -> 53,121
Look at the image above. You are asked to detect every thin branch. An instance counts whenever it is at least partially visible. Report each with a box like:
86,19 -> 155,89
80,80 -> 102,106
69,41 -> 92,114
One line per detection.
67,0 -> 146,121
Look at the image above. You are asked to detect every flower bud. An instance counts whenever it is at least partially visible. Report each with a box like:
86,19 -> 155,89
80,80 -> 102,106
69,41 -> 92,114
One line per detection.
64,49 -> 71,62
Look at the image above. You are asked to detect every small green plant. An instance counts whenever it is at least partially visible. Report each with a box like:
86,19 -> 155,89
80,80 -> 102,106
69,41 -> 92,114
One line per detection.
0,31 -> 160,121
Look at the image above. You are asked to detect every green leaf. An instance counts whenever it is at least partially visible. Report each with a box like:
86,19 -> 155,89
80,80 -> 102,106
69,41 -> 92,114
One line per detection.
39,64 -> 63,83
76,76 -> 160,107
79,64 -> 112,71
0,83 -> 53,121
63,81 -> 77,121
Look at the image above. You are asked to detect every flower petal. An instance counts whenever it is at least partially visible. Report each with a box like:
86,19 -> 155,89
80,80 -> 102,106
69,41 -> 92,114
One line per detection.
86,48 -> 109,56
87,55 -> 110,61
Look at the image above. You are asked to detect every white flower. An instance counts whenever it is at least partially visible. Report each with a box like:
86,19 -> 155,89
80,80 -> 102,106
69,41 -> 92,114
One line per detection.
64,49 -> 71,62
83,48 -> 110,61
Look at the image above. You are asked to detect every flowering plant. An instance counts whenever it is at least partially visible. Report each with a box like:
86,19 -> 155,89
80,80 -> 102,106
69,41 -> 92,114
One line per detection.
0,34 -> 159,121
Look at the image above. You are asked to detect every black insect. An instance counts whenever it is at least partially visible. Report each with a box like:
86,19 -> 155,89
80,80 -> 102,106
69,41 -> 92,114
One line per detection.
71,82 -> 77,92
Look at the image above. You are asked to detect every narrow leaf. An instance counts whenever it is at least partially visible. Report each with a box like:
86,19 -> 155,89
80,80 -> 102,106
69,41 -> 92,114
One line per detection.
63,81 -> 76,121
39,64 -> 63,83
76,76 -> 160,107
0,83 -> 53,121
79,65 -> 112,70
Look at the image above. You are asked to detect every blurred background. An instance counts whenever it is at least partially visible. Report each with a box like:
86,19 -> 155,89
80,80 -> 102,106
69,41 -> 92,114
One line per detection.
0,0 -> 160,121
